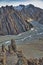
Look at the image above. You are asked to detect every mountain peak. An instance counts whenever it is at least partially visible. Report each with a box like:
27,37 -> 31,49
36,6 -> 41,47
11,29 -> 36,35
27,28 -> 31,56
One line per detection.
29,4 -> 34,7
26,4 -> 34,8
19,5 -> 25,8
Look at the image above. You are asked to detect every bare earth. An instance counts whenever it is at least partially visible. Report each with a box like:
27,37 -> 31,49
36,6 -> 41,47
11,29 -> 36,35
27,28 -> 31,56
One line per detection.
0,43 -> 43,65
17,43 -> 43,59
0,36 -> 43,65
5,43 -> 43,65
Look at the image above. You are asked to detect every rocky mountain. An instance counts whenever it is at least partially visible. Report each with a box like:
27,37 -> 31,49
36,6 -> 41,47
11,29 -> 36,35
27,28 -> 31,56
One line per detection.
0,4 -> 43,35
15,4 -> 43,23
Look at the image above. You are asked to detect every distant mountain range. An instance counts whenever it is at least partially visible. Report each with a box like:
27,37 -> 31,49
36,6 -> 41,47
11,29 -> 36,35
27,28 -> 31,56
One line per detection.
0,4 -> 43,35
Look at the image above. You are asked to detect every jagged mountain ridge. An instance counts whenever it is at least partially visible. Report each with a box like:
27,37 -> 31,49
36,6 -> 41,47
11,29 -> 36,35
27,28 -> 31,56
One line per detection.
15,4 -> 43,23
0,4 -> 43,35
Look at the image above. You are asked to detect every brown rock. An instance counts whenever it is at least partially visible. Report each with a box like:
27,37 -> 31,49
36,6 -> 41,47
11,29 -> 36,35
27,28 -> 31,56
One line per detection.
16,56 -> 28,65
17,50 -> 23,58
8,45 -> 14,54
0,52 -> 6,65
16,50 -> 28,65
2,44 -> 7,53
11,39 -> 17,52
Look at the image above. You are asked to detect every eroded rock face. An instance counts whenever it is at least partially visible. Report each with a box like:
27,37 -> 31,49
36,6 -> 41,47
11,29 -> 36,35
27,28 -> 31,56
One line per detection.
8,39 -> 17,54
0,52 -> 6,65
8,45 -> 13,54
0,44 -> 7,65
0,6 -> 33,35
2,44 -> 7,53
16,57 -> 28,65
0,4 -> 43,35
11,39 -> 17,52
16,50 -> 28,65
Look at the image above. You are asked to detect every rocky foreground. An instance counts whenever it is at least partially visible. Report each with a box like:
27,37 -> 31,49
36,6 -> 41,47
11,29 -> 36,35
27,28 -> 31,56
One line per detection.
0,39 -> 43,65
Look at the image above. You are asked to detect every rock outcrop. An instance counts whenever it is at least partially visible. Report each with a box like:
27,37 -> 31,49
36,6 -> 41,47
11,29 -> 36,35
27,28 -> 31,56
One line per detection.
8,39 -> 17,53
